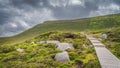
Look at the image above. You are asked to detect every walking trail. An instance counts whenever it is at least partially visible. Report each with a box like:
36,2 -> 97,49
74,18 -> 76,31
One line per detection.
86,35 -> 120,68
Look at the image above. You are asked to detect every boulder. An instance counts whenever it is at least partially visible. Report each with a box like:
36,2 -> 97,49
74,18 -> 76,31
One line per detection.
100,34 -> 107,39
39,40 -> 60,44
56,43 -> 74,51
98,38 -> 102,41
39,41 -> 46,44
54,51 -> 70,62
31,41 -> 35,44
46,40 -> 60,44
88,45 -> 94,48
16,48 -> 24,52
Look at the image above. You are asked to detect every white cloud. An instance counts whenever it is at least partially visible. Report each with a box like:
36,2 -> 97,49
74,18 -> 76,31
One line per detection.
10,23 -> 17,28
49,0 -> 85,7
19,20 -> 30,28
89,3 -> 120,17
69,0 -> 82,5
49,0 -> 68,7
99,3 -> 120,10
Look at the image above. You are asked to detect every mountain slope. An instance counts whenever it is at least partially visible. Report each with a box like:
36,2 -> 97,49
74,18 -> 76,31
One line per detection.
0,14 -> 120,45
0,31 -> 100,68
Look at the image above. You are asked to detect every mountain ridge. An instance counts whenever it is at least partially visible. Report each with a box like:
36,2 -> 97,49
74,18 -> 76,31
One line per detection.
0,13 -> 120,45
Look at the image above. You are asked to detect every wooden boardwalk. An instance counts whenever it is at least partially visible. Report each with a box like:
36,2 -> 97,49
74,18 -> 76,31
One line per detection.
86,35 -> 120,68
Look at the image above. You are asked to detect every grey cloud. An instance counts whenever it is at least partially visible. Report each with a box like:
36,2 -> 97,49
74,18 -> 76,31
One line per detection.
0,11 -> 12,25
0,0 -> 120,37
10,0 -> 50,9
50,6 -> 88,19
48,0 -> 99,19
114,0 -> 120,5
0,0 -> 54,36
10,0 -> 40,7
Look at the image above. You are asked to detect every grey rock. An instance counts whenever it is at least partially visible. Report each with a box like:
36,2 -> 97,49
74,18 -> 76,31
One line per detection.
31,41 -> 35,44
56,43 -> 74,51
100,34 -> 107,39
54,51 -> 70,62
46,40 -> 60,44
89,45 -> 94,48
98,38 -> 102,41
39,41 -> 46,44
16,48 -> 24,52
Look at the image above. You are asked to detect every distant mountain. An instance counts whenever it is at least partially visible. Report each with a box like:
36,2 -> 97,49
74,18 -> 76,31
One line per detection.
0,13 -> 120,45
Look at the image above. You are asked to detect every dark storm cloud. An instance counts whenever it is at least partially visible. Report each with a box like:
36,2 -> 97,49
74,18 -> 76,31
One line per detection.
50,0 -> 100,19
10,0 -> 50,9
10,0 -> 41,7
0,0 -> 120,37
114,0 -> 120,5
0,11 -> 11,25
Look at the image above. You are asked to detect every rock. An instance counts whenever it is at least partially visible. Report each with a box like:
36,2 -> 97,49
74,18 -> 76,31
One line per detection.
56,43 -> 74,51
102,34 -> 107,39
16,48 -> 24,52
100,34 -> 107,39
98,38 -> 102,41
31,41 -> 34,44
85,29 -> 89,32
88,45 -> 94,48
46,40 -> 60,44
54,51 -> 70,62
39,40 -> 60,44
39,41 -> 46,44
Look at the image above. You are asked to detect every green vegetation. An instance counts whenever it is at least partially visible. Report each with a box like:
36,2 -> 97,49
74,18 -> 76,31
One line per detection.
1,14 -> 120,45
0,32 -> 100,68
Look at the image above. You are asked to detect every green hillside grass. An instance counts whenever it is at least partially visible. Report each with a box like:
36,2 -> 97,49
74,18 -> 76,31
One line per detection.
0,14 -> 120,45
0,31 -> 100,68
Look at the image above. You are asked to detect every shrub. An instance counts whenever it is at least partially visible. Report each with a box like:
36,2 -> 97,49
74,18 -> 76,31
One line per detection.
0,45 -> 15,53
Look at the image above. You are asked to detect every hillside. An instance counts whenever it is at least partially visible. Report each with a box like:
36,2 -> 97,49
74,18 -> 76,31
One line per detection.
0,14 -> 120,45
0,32 -> 100,68
0,14 -> 120,68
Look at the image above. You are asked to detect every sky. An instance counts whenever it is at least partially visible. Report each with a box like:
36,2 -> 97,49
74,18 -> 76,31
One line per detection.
0,0 -> 120,37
